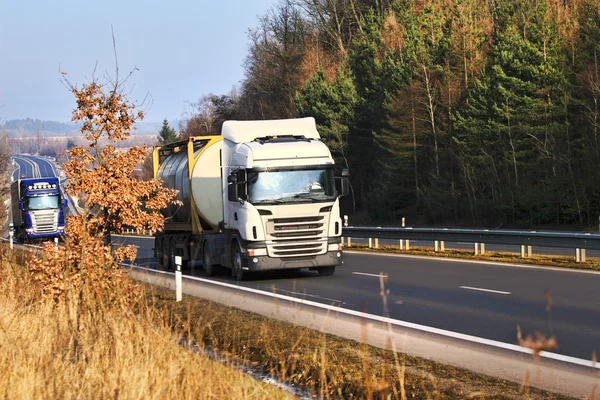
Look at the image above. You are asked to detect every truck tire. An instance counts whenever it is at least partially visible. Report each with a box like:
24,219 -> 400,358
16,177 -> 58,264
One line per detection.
156,237 -> 166,270
231,241 -> 245,281
318,266 -> 335,276
203,242 -> 218,277
168,237 -> 177,270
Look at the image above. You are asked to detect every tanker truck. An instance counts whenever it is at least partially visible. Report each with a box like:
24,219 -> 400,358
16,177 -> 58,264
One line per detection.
152,117 -> 349,280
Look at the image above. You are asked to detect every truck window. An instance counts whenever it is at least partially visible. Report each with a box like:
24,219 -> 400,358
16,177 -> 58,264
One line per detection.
26,195 -> 60,210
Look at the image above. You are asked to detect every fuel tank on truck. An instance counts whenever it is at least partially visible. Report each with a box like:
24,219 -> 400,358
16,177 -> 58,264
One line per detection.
155,137 -> 224,231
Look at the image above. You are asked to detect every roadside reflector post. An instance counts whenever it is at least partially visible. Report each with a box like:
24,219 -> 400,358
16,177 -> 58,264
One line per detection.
527,245 -> 532,257
399,239 -> 404,250
434,240 -> 439,252
369,238 -> 372,248
175,256 -> 182,302
347,237 -> 351,247
474,243 -> 480,255
480,243 -> 486,255
9,224 -> 13,250
440,241 -> 445,251
405,240 -> 410,250
54,237 -> 58,250
575,248 -> 586,263
402,217 -> 405,227
520,245 -> 526,258
374,238 -> 379,249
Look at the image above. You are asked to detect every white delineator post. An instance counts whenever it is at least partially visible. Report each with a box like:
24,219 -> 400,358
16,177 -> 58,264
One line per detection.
175,256 -> 182,302
402,217 -> 410,250
9,224 -> 13,250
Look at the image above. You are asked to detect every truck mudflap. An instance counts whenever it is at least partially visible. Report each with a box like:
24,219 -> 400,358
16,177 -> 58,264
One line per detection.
243,250 -> 343,272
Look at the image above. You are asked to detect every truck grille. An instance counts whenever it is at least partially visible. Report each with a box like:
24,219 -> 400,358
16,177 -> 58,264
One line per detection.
267,216 -> 326,257
30,210 -> 59,233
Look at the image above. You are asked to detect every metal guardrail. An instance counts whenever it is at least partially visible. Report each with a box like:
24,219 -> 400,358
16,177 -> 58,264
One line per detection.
342,227 -> 600,250
342,226 -> 600,262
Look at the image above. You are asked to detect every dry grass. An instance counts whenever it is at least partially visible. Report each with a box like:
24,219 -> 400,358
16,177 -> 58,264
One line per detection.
1,243 -> 574,399
146,285 -> 572,400
0,247 -> 292,400
345,243 -> 600,272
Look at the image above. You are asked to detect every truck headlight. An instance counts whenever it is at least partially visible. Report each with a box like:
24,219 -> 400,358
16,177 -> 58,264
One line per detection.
328,244 -> 343,251
247,248 -> 267,256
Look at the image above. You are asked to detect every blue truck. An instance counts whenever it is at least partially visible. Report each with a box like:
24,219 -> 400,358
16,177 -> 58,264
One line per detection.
10,177 -> 67,242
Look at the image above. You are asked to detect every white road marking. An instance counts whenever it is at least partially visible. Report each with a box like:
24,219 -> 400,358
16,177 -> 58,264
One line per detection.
459,286 -> 511,295
352,272 -> 387,278
129,264 -> 600,370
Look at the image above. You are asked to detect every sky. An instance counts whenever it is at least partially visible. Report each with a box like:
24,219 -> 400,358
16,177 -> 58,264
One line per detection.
0,0 -> 278,123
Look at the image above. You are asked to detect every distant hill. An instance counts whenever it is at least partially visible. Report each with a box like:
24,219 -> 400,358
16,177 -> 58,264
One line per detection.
2,118 -> 169,137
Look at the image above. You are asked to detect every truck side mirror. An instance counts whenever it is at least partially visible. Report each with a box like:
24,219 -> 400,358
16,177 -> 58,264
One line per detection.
340,177 -> 350,197
227,174 -> 238,202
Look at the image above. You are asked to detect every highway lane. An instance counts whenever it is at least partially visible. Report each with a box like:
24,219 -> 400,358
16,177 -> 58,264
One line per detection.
114,235 -> 600,362
16,154 -> 57,177
12,156 -> 36,179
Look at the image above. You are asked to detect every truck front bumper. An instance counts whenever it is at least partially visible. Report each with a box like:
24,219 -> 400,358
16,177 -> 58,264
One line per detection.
244,250 -> 343,272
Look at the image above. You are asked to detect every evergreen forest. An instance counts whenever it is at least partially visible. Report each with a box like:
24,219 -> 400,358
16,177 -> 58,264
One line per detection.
186,0 -> 600,229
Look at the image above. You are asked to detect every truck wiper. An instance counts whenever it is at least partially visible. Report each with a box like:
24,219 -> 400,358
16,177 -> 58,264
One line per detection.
292,193 -> 320,202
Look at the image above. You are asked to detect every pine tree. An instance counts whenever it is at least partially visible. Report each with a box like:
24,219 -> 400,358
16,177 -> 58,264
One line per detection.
158,118 -> 177,144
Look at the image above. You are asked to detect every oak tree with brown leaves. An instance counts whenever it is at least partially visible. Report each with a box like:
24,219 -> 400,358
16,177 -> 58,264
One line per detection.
63,78 -> 179,243
26,62 -> 178,306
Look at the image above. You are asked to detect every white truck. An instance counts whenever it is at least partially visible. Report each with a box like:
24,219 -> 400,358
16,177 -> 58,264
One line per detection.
153,117 -> 349,280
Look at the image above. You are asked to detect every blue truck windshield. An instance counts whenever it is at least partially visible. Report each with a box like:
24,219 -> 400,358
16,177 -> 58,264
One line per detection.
26,195 -> 60,210
247,169 -> 336,205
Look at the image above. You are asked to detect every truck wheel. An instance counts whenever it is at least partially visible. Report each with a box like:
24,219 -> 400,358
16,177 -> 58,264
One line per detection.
156,238 -> 166,270
203,242 -> 217,277
231,242 -> 245,281
168,238 -> 177,270
318,266 -> 335,276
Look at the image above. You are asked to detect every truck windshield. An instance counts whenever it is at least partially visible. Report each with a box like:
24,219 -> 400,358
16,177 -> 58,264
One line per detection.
26,195 -> 60,210
247,168 -> 336,205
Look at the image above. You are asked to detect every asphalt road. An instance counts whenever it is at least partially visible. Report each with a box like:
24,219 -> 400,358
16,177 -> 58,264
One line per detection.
12,154 -> 57,179
115,235 -> 600,362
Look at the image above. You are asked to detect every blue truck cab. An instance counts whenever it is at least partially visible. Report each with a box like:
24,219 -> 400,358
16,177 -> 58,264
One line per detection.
10,177 -> 67,241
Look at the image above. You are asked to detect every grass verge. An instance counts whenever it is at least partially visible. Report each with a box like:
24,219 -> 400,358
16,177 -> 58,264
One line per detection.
0,247 -> 292,399
145,284 -> 572,399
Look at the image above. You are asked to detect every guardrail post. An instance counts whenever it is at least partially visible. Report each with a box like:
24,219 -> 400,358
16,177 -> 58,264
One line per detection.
347,237 -> 351,247
480,243 -> 486,255
405,240 -> 410,250
474,243 -> 479,255
434,240 -> 439,252
368,238 -> 372,248
575,248 -> 586,263
521,245 -> 526,258
175,256 -> 182,302
399,240 -> 404,250
527,245 -> 533,257
54,237 -> 58,250
9,228 -> 13,250
374,238 -> 379,249
440,241 -> 445,251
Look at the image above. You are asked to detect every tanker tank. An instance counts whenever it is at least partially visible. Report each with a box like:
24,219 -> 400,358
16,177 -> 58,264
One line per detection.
155,137 -> 224,230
